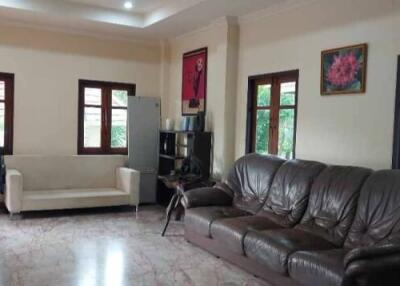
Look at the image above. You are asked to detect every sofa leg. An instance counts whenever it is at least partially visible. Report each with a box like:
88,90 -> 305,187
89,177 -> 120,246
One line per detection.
135,204 -> 139,217
9,213 -> 22,220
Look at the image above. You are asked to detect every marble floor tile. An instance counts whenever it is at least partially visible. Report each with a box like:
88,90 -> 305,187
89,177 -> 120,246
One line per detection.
0,206 -> 269,286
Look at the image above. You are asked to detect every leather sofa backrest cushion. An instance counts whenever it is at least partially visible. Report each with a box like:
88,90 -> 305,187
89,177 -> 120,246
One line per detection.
258,159 -> 326,227
296,166 -> 371,246
226,153 -> 285,214
345,170 -> 400,248
5,155 -> 126,190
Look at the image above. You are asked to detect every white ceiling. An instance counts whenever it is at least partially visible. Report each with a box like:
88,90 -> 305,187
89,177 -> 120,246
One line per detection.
0,0 -> 306,41
65,0 -> 167,13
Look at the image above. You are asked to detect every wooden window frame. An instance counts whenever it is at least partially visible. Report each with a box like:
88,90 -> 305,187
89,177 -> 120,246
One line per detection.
246,70 -> 299,157
78,79 -> 135,155
0,72 -> 14,155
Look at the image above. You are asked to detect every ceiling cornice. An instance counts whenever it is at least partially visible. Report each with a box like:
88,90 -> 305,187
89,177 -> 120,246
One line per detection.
238,0 -> 319,25
144,0 -> 206,27
0,18 -> 160,47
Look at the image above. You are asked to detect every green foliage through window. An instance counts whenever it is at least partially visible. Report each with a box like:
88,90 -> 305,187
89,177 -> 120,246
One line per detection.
278,109 -> 294,159
111,126 -> 126,148
257,85 -> 271,106
252,78 -> 297,160
255,110 -> 270,154
111,108 -> 127,148
112,90 -> 128,107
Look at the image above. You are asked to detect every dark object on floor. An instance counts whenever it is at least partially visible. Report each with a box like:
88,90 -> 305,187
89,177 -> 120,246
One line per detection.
160,176 -> 214,236
184,153 -> 400,286
161,154 -> 208,235
160,155 -> 215,236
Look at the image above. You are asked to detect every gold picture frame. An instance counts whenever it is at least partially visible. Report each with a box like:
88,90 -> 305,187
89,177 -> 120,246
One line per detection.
321,43 -> 368,95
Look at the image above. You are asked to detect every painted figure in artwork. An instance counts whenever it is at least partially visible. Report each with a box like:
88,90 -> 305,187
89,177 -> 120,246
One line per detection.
182,48 -> 207,115
189,58 -> 204,108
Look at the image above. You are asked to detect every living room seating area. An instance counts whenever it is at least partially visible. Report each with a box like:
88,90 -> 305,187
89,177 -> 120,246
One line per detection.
184,154 -> 400,286
4,155 -> 139,215
0,0 -> 399,285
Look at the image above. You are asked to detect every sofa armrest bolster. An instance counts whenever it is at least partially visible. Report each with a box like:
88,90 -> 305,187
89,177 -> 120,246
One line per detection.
344,243 -> 400,269
182,185 -> 233,209
345,253 -> 400,279
5,169 -> 23,213
116,167 -> 140,206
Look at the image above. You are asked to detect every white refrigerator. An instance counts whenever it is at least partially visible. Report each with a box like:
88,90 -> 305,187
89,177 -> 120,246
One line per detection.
128,96 -> 160,204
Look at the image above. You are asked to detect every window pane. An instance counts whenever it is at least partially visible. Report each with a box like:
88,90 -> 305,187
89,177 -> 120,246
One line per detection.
112,90 -> 128,107
280,82 -> 296,106
257,84 -> 271,107
255,110 -> 270,154
84,107 -> 101,147
0,103 -> 4,147
278,109 -> 295,159
84,88 -> 101,106
111,109 -> 127,148
0,81 -> 4,100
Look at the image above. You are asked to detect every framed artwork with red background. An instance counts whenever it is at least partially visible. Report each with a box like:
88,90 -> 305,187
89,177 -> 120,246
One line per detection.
182,47 -> 207,115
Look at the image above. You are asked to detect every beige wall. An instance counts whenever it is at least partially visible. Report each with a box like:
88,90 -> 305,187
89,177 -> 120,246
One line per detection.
235,0 -> 399,169
0,25 -> 161,155
165,0 -> 400,174
396,0 -> 400,53
166,19 -> 238,177
1,0 -> 399,174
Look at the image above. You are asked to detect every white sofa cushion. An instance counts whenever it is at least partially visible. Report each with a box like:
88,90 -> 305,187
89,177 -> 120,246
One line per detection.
22,188 -> 130,211
4,155 -> 140,214
5,155 -> 126,190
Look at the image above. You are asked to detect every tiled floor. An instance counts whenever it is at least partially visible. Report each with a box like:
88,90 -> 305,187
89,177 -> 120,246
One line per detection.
0,206 -> 269,286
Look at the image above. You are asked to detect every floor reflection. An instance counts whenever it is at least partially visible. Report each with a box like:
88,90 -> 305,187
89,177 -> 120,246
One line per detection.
104,243 -> 124,286
0,206 -> 268,286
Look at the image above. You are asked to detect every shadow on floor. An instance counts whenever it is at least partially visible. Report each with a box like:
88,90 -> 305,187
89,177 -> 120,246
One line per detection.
0,203 -> 165,219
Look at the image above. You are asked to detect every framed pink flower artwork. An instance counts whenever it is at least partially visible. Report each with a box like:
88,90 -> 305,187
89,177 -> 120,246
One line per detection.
182,47 -> 207,115
321,44 -> 368,95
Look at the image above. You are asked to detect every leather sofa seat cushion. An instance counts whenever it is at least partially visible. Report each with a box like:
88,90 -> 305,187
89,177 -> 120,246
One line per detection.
288,249 -> 347,286
226,154 -> 285,214
258,159 -> 326,227
210,215 -> 282,254
345,170 -> 400,248
244,229 -> 335,275
298,166 -> 371,246
184,206 -> 249,237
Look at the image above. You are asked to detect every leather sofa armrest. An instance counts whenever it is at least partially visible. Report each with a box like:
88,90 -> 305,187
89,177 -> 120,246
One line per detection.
182,183 -> 233,209
344,243 -> 400,269
116,167 -> 140,206
344,243 -> 400,284
345,253 -> 400,281
5,169 -> 23,214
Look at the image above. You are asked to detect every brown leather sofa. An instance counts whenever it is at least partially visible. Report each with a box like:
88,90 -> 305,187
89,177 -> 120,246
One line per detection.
182,154 -> 400,286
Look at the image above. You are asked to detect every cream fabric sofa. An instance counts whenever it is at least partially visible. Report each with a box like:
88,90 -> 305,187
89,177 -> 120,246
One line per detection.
4,155 -> 140,215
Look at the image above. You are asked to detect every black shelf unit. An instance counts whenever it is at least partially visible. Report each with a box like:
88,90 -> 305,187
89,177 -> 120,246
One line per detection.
157,130 -> 212,204
159,154 -> 186,160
